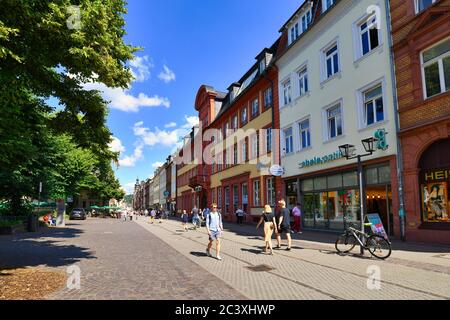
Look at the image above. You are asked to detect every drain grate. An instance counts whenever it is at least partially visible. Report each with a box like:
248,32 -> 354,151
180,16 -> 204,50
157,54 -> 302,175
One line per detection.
246,264 -> 275,272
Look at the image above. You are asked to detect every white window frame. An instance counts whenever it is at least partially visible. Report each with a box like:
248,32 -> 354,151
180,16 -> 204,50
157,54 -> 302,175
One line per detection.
322,100 -> 344,142
266,178 -> 275,206
241,139 -> 248,163
266,127 -> 273,153
322,0 -> 335,13
251,98 -> 259,117
320,39 -> 340,82
289,22 -> 300,45
297,66 -> 309,97
353,12 -> 382,61
251,133 -> 259,159
253,180 -> 261,206
420,37 -> 450,99
301,9 -> 312,33
414,0 -> 437,14
298,118 -> 311,150
283,127 -> 294,155
241,107 -> 248,125
356,78 -> 388,129
264,87 -> 273,108
282,78 -> 292,106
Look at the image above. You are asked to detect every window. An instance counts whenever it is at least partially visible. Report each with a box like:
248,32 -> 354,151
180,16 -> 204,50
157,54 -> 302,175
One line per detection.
253,180 -> 261,206
266,178 -> 275,206
251,98 -> 259,117
326,104 -> 343,139
363,85 -> 384,126
284,127 -> 294,154
211,188 -> 216,205
264,87 -> 273,108
241,107 -> 248,125
301,10 -> 312,33
289,23 -> 299,45
359,15 -> 380,56
241,139 -> 248,162
322,0 -> 335,12
299,119 -> 311,149
266,128 -> 272,153
298,67 -> 309,96
217,187 -> 222,207
251,133 -> 260,159
282,79 -> 292,105
421,37 -> 450,98
233,143 -> 238,165
232,115 -> 238,130
415,0 -> 436,14
324,44 -> 339,79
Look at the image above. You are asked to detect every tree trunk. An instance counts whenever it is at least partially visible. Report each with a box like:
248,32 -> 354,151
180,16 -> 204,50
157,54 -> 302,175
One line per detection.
11,194 -> 22,216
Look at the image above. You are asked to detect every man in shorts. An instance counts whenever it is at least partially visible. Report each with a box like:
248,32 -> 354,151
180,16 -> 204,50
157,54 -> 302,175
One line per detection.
275,199 -> 292,251
206,203 -> 224,260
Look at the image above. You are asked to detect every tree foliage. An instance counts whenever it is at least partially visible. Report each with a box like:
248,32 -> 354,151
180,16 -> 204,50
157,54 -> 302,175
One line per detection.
0,0 -> 136,214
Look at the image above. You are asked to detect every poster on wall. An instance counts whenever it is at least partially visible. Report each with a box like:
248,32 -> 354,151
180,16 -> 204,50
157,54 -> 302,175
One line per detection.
422,182 -> 449,222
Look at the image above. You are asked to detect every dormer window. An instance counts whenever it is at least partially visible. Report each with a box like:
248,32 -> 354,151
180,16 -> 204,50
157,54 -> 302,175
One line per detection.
301,9 -> 312,33
322,0 -> 335,13
259,59 -> 266,73
289,23 -> 300,45
415,0 -> 436,14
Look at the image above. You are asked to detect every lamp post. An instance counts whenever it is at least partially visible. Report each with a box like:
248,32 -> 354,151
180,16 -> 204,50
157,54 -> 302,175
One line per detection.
339,137 -> 378,255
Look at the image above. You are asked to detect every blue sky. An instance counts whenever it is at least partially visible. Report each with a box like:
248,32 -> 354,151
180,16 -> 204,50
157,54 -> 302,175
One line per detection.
105,0 -> 304,194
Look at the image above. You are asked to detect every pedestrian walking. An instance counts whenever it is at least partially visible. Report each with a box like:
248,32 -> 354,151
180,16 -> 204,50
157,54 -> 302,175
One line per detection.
181,210 -> 189,232
292,203 -> 302,234
235,208 -> 245,224
256,205 -> 277,255
206,203 -> 224,260
192,208 -> 201,229
150,208 -> 156,224
275,199 -> 292,251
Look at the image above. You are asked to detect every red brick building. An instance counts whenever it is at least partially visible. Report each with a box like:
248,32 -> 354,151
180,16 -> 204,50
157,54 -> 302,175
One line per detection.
194,43 -> 283,222
391,0 -> 450,244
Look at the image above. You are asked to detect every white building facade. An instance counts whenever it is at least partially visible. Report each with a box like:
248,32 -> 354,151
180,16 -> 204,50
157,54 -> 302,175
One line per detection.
277,0 -> 400,236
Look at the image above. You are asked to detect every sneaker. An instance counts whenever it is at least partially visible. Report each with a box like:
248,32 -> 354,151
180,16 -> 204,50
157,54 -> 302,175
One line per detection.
206,249 -> 211,257
216,256 -> 222,260
286,247 -> 292,251
275,245 -> 282,250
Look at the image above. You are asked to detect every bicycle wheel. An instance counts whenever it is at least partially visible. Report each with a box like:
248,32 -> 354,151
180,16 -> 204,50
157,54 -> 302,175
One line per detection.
335,234 -> 357,253
367,235 -> 392,260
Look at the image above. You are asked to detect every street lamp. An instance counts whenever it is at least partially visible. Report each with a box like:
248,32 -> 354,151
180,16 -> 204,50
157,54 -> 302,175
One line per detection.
339,137 -> 378,255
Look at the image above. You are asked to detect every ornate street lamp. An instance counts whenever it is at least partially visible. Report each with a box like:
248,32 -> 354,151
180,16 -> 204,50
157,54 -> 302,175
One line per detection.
339,137 -> 378,255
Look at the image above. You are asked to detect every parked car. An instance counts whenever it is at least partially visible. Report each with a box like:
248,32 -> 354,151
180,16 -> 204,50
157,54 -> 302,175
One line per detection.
69,208 -> 87,220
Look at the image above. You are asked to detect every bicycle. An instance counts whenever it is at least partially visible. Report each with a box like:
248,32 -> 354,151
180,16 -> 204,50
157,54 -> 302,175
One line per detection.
335,217 -> 392,260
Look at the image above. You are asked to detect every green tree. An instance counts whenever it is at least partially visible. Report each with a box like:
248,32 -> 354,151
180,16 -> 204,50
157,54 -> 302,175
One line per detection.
0,0 -> 137,215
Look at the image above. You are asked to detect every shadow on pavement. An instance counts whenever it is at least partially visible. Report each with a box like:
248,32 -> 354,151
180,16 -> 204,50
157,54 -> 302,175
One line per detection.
241,248 -> 263,255
190,251 -> 208,257
0,226 -> 95,271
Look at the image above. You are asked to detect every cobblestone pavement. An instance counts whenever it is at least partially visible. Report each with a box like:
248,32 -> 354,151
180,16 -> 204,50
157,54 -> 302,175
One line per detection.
135,218 -> 450,300
0,218 -> 246,300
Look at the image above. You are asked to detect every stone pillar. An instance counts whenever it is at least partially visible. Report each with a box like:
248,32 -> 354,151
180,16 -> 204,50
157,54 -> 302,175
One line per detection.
56,199 -> 66,227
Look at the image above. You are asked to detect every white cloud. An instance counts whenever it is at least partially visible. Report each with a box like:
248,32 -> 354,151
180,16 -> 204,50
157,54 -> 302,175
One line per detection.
164,122 -> 177,128
129,55 -> 153,82
109,137 -> 125,154
83,81 -> 170,113
158,65 -> 176,84
182,115 -> 200,129
152,162 -> 164,169
122,182 -> 136,194
132,115 -> 199,151
118,143 -> 144,167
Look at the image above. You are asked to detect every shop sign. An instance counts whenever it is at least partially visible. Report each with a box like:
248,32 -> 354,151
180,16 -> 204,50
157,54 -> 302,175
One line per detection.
269,165 -> 285,177
422,168 -> 450,182
374,129 -> 389,151
299,150 -> 344,169
163,190 -> 170,198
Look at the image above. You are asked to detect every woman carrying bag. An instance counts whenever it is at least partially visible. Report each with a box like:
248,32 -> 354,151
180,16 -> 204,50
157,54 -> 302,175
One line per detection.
256,205 -> 277,255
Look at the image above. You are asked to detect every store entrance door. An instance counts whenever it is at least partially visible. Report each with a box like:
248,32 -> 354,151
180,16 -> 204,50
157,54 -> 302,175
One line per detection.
365,186 -> 393,236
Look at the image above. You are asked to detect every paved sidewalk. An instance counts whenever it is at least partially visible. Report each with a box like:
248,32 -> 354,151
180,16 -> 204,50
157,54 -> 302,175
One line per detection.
135,218 -> 450,300
0,219 -> 246,300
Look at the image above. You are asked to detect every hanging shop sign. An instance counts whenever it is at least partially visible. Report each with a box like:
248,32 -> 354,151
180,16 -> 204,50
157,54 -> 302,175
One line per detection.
269,165 -> 285,177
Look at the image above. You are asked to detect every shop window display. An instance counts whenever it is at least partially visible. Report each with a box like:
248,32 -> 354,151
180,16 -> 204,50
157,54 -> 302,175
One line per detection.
422,182 -> 449,223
